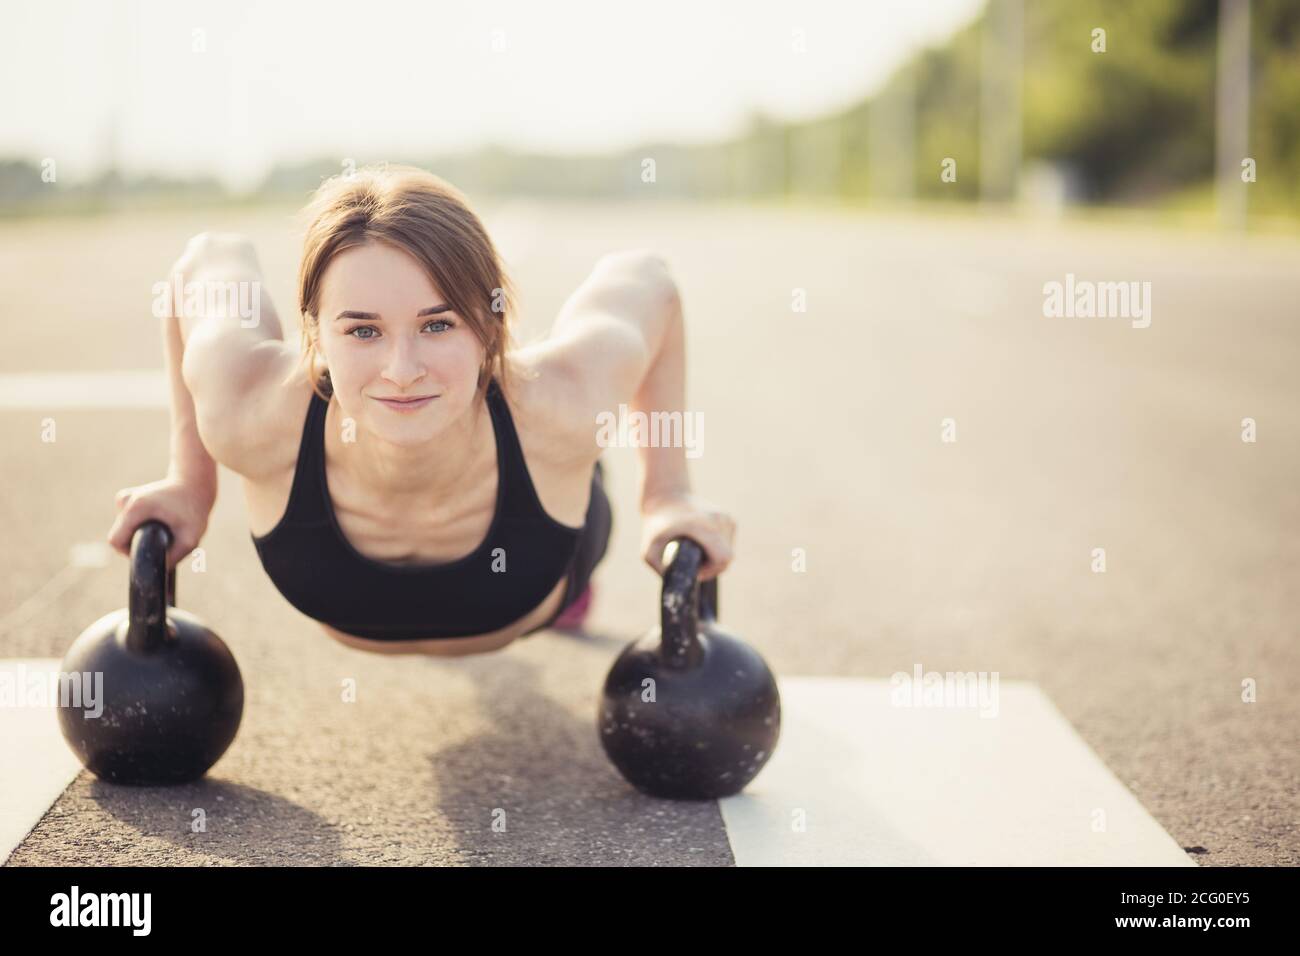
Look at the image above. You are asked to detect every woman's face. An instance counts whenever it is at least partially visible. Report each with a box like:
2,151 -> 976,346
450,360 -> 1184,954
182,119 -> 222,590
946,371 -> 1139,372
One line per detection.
314,240 -> 484,444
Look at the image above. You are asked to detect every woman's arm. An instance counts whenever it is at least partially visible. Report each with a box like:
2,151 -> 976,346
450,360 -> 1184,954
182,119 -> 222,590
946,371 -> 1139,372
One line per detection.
163,305 -> 217,496
539,251 -> 735,579
625,263 -> 690,510
109,233 -> 279,563
171,233 -> 297,481
543,250 -> 685,503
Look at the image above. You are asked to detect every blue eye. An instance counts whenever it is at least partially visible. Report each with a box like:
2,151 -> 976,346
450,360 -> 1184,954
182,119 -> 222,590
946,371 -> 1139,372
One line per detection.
346,319 -> 453,340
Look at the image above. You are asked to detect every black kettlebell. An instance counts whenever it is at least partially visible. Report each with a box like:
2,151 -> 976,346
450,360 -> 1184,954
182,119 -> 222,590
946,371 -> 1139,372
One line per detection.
598,537 -> 781,799
57,519 -> 244,784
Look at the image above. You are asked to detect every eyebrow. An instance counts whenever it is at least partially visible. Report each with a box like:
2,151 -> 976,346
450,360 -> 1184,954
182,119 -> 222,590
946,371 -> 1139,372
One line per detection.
334,305 -> 452,322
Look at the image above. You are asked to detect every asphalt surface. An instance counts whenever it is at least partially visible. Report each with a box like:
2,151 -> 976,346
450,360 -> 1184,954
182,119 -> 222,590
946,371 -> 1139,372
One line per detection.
1,199 -> 1296,865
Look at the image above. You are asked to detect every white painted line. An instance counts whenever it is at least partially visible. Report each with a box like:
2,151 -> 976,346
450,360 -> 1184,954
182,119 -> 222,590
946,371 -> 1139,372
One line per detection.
0,542 -> 109,637
0,659 -> 84,865
720,676 -> 1195,866
68,541 -> 112,568
0,370 -> 167,408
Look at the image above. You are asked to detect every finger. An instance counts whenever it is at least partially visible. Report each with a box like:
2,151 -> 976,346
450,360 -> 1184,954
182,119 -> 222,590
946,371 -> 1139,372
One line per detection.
697,552 -> 731,581
168,533 -> 200,569
110,507 -> 175,557
708,514 -> 737,543
643,547 -> 666,577
107,512 -> 145,555
649,536 -> 683,574
646,534 -> 692,576
650,533 -> 731,580
106,519 -> 130,555
699,534 -> 734,580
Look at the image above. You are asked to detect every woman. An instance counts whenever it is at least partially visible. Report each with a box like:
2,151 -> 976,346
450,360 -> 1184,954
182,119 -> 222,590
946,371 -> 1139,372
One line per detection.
105,165 -> 735,657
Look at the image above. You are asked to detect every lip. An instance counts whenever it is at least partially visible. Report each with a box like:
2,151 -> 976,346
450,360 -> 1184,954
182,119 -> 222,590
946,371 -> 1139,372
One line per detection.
374,395 -> 438,411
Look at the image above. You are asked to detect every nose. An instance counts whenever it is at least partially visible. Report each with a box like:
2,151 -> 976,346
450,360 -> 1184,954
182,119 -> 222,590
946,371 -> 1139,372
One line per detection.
381,335 -> 427,389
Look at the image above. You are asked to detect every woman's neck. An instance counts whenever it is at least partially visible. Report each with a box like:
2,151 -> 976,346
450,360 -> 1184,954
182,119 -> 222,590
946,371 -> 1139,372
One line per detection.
326,394 -> 494,506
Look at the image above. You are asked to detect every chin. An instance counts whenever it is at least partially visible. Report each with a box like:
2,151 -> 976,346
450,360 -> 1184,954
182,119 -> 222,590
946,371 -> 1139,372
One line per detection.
369,422 -> 440,447
351,390 -> 465,432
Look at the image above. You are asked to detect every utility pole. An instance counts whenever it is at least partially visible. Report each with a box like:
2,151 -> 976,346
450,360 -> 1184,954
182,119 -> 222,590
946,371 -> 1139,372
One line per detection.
980,0 -> 1023,205
1216,0 -> 1251,230
869,64 -> 916,204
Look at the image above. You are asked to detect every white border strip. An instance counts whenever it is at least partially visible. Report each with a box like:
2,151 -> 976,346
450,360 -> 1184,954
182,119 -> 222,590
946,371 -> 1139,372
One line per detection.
719,676 -> 1195,866
0,371 -> 168,409
0,659 -> 84,865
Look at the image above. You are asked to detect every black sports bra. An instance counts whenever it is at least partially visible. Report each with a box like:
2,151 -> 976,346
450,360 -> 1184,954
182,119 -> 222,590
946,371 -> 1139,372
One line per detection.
250,378 -> 583,640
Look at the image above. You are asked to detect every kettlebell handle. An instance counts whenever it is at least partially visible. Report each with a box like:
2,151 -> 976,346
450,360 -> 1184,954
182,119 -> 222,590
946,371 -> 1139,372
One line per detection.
659,537 -> 719,665
126,519 -> 178,653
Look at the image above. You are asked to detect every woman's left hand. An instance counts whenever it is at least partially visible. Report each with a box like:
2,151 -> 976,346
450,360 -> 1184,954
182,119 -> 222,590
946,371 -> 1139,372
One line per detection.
640,491 -> 736,581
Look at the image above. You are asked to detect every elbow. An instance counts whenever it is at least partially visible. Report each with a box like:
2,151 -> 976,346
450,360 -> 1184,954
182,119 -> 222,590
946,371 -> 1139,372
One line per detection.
599,248 -> 673,283
598,249 -> 681,317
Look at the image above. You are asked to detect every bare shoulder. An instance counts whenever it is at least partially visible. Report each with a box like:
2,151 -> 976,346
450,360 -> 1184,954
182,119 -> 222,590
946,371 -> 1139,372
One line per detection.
500,349 -> 603,469
189,336 -> 313,483
504,251 -> 677,466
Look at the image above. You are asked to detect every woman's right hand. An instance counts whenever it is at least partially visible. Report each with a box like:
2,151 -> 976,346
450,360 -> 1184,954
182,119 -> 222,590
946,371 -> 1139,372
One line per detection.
106,476 -> 216,569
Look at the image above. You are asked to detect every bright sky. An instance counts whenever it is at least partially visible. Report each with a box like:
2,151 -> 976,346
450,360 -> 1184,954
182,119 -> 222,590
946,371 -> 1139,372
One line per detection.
1,0 -> 985,190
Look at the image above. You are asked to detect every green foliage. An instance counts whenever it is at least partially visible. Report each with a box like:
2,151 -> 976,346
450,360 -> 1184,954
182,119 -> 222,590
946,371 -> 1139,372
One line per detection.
3,0 -> 1298,219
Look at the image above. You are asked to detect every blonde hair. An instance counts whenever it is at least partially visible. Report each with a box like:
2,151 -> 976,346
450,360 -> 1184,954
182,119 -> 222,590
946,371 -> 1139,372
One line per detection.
286,164 -> 521,409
